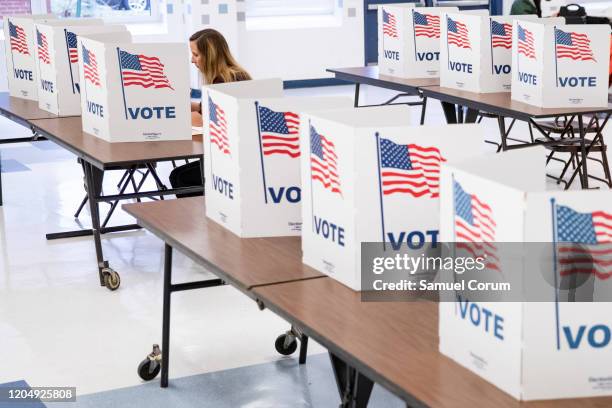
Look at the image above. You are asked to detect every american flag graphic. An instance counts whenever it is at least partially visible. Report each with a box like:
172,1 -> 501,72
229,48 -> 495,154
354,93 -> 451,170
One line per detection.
413,11 -> 440,39
517,25 -> 536,59
119,50 -> 173,89
379,138 -> 445,199
9,21 -> 29,55
209,96 -> 229,155
310,125 -> 341,195
82,45 -> 101,86
491,21 -> 512,49
454,180 -> 500,271
447,17 -> 471,49
382,9 -> 398,38
555,205 -> 612,280
36,29 -> 50,64
257,105 -> 300,158
555,29 -> 595,62
66,31 -> 79,63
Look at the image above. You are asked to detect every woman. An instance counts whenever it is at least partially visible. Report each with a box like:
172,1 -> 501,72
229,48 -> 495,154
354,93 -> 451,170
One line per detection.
170,29 -> 251,196
510,0 -> 541,16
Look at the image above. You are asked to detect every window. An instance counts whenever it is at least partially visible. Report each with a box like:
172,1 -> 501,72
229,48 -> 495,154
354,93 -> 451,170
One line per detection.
246,0 -> 336,17
49,0 -> 162,23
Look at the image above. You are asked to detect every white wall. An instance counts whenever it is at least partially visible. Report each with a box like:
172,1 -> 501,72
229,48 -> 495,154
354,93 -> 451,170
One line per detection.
188,0 -> 364,84
237,3 -> 365,81
1,0 -> 365,93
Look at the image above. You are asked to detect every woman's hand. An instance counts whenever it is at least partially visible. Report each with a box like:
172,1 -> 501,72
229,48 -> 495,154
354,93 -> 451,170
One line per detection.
191,111 -> 203,127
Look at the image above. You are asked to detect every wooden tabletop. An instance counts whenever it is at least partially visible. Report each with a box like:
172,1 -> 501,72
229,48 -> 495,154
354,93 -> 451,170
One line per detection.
421,86 -> 612,120
122,197 -> 324,292
254,278 -> 612,408
327,66 -> 439,94
0,92 -> 69,127
29,116 -> 203,169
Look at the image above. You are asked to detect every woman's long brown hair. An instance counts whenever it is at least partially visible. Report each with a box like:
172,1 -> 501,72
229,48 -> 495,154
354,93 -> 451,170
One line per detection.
190,29 -> 251,84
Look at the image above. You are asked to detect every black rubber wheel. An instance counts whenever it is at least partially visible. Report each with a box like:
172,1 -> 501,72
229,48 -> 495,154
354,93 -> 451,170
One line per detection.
103,271 -> 121,291
275,334 -> 298,356
138,359 -> 160,381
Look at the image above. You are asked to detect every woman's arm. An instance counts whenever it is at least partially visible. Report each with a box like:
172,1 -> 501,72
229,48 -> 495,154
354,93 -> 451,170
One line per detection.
191,111 -> 203,127
191,101 -> 200,112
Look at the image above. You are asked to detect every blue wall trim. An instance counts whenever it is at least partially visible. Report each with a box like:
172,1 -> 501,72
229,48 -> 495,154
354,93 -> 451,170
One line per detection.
283,78 -> 348,89
190,78 -> 349,98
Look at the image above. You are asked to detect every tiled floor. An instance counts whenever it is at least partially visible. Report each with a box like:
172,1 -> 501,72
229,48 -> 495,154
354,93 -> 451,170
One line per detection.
0,85 -> 609,407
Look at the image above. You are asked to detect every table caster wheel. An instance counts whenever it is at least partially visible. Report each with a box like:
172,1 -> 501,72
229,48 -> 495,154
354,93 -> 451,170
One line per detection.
275,333 -> 298,356
138,344 -> 162,381
103,268 -> 120,291
138,359 -> 160,381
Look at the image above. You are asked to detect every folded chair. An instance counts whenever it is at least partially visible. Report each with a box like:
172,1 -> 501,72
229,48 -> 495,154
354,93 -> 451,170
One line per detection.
534,115 -> 612,189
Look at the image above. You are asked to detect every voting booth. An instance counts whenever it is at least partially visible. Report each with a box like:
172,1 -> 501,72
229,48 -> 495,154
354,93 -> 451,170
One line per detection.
77,36 -> 190,142
300,106 -> 486,290
203,79 -> 352,237
439,14 -> 540,92
378,5 -> 458,78
35,23 -> 128,116
438,148 -> 612,400
511,21 -> 610,108
4,15 -> 56,100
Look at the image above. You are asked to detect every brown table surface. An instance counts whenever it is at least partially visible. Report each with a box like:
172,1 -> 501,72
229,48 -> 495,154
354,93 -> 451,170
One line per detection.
0,92 -> 71,127
29,116 -> 203,169
122,197 -> 324,293
327,66 -> 439,94
421,86 -> 612,120
254,278 -> 612,408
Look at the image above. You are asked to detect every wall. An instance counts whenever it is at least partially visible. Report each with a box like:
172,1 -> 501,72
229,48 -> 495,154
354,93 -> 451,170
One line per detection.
188,0 -> 365,86
0,0 -> 365,92
0,1 -> 32,18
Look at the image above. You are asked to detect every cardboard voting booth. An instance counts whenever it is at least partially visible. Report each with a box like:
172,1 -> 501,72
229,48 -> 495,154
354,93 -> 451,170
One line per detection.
4,15 -> 56,100
378,5 -> 458,78
300,105 -> 486,290
439,14 -> 539,92
77,36 -> 190,142
439,148 -> 612,400
35,23 -> 128,116
511,21 -> 611,108
203,78 -> 352,237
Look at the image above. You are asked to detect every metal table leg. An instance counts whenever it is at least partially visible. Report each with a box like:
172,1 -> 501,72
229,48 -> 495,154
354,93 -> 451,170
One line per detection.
330,352 -> 374,408
441,101 -> 458,124
135,243 -> 223,386
83,160 -> 120,290
577,114 -> 589,189
298,334 -> 309,365
419,96 -> 428,125
161,243 -> 172,388
354,83 -> 361,108
497,116 -> 508,151
465,108 -> 479,123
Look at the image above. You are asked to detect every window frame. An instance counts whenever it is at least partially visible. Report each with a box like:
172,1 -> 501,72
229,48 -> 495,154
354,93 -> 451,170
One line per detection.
48,0 -> 163,24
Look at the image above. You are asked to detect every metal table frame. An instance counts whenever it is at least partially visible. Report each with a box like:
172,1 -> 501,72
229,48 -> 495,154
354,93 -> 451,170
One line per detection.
28,120 -> 204,290
420,87 -> 612,189
326,68 -> 429,125
122,201 -> 314,388
255,289 -> 409,408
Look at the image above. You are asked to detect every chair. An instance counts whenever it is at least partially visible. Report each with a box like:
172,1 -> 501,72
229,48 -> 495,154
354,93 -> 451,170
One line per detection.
534,115 -> 612,189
